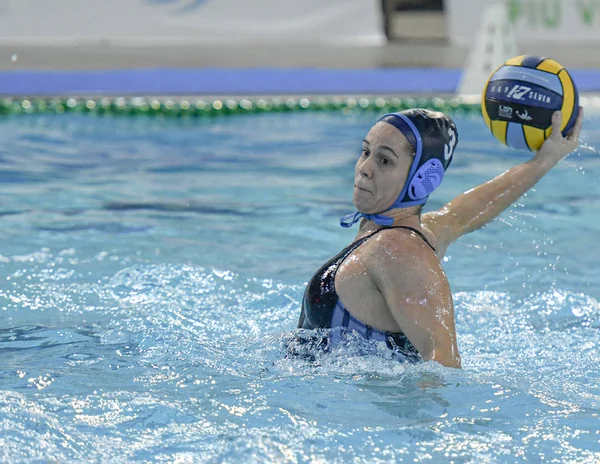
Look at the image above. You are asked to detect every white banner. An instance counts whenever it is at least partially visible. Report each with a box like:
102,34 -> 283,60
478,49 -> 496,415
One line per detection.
447,0 -> 600,46
0,0 -> 385,46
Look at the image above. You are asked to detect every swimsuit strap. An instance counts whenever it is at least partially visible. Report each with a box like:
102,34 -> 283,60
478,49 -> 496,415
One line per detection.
345,225 -> 436,255
386,225 -> 436,252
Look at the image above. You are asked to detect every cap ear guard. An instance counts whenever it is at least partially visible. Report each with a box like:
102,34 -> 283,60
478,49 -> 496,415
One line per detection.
407,159 -> 445,200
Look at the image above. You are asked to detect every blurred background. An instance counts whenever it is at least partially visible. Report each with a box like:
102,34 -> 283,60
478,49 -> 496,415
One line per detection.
0,0 -> 598,95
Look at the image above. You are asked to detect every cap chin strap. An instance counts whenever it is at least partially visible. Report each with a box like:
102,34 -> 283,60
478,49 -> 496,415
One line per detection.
340,113 -> 424,229
340,198 -> 427,228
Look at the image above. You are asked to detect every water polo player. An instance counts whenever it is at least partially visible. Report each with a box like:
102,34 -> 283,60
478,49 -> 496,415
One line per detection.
296,107 -> 584,368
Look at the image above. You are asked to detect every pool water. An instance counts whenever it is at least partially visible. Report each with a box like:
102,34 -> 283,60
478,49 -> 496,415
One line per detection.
1,111 -> 600,463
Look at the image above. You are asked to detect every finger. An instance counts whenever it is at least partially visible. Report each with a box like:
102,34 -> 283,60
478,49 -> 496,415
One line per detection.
567,106 -> 584,142
549,110 -> 563,140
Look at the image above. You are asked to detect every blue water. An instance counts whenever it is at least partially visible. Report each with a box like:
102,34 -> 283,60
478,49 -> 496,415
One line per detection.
1,111 -> 600,463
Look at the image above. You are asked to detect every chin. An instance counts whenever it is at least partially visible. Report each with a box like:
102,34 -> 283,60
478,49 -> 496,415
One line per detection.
353,194 -> 375,214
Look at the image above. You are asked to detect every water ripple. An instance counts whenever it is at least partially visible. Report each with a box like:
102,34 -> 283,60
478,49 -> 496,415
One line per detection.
1,113 -> 600,462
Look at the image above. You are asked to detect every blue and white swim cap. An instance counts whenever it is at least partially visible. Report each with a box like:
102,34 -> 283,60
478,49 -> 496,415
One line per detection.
340,109 -> 459,228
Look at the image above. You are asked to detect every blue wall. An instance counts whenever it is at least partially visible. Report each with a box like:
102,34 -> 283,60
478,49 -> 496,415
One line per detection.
0,68 -> 598,96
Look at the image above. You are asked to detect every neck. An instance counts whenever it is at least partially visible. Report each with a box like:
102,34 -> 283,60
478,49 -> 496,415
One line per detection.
358,205 -> 422,234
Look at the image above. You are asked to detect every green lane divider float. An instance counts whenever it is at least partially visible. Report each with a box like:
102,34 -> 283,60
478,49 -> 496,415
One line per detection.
0,97 -> 485,116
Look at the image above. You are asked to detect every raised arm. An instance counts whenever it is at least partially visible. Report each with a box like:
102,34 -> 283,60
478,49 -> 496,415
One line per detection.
424,108 -> 584,254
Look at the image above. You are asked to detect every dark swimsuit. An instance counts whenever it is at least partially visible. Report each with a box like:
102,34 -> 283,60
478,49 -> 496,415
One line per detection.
296,226 -> 436,363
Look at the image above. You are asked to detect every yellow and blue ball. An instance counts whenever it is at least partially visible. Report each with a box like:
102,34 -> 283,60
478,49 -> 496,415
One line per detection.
482,55 -> 579,152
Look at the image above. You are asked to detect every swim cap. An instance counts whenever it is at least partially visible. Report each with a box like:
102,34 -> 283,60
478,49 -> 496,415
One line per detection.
340,109 -> 458,228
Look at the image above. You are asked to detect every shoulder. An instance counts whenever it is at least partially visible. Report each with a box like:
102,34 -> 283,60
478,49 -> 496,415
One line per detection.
361,227 -> 443,281
365,226 -> 433,252
421,209 -> 457,257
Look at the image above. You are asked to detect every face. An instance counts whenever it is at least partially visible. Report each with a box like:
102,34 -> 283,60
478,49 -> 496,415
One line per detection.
353,122 -> 414,214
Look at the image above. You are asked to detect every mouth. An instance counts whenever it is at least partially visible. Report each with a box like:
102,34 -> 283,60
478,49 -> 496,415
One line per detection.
354,184 -> 371,194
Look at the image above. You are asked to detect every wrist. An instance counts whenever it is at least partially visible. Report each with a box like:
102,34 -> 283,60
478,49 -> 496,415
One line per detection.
531,152 -> 561,172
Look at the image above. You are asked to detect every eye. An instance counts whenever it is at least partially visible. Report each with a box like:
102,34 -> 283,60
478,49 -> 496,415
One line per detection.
380,156 -> 391,165
361,148 -> 370,158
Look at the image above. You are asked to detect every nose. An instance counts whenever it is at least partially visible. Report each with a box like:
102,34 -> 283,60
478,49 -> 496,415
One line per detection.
357,157 -> 373,178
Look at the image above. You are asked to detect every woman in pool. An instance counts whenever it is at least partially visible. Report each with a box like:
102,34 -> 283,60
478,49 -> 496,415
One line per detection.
297,107 -> 584,368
